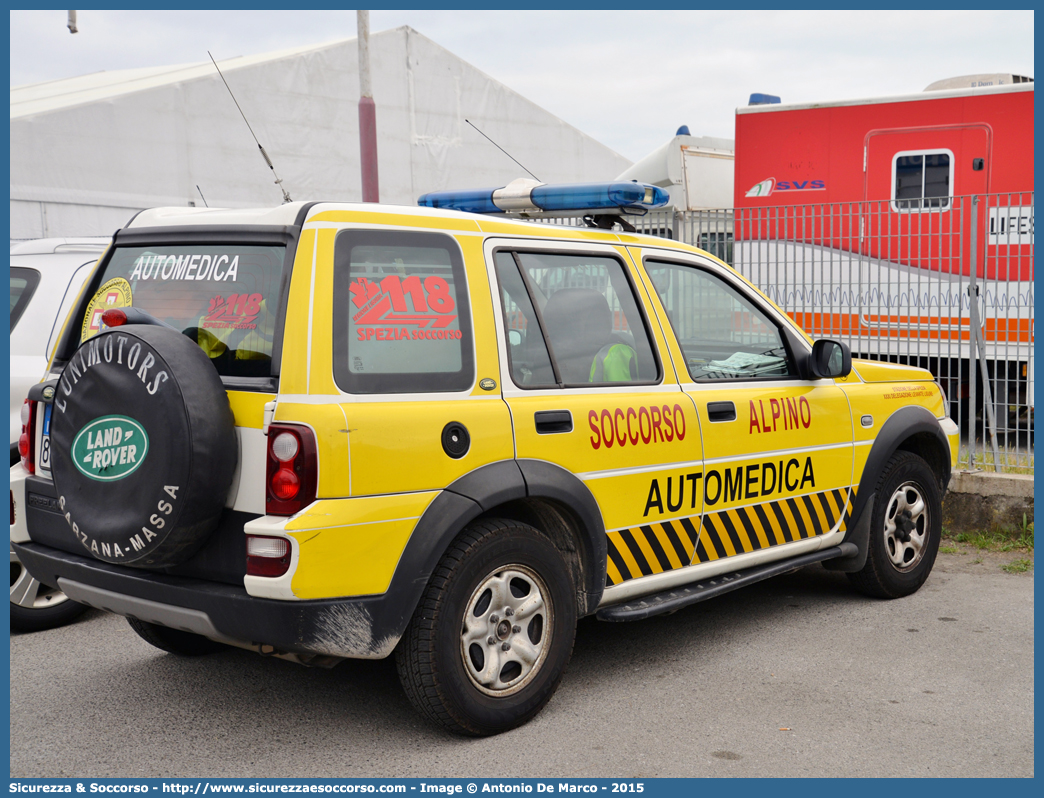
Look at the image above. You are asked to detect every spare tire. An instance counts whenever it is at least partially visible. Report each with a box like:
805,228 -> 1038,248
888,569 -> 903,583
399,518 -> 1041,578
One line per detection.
50,325 -> 238,569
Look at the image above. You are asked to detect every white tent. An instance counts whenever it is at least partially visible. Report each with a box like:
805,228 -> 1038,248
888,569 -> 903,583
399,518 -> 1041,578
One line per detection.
10,27 -> 631,239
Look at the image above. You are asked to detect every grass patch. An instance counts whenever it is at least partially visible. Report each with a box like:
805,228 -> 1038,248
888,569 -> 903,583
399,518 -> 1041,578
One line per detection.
942,520 -> 1034,572
1002,558 -> 1034,574
953,529 -> 1034,552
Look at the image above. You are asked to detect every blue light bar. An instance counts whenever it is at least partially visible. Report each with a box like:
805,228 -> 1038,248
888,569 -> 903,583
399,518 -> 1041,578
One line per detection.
418,179 -> 670,216
530,182 -> 669,211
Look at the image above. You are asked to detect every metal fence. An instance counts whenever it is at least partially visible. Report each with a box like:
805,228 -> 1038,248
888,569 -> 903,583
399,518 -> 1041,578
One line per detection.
536,194 -> 1034,473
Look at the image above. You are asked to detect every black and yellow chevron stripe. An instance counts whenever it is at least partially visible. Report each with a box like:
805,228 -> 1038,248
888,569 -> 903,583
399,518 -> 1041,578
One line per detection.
605,487 -> 855,586
605,518 -> 700,586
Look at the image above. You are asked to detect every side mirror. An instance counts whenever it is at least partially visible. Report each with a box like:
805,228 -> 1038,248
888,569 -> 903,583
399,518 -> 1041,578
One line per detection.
809,339 -> 852,379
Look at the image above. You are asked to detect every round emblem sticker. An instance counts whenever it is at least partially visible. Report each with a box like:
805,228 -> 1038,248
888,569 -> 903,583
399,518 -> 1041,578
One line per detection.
81,277 -> 133,343
479,378 -> 497,391
72,415 -> 149,481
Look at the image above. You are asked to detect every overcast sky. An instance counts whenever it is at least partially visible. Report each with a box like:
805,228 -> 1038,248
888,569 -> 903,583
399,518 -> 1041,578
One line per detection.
9,9 -> 1035,162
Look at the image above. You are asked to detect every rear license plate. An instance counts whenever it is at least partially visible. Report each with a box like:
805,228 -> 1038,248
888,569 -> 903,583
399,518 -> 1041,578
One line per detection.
39,404 -> 52,471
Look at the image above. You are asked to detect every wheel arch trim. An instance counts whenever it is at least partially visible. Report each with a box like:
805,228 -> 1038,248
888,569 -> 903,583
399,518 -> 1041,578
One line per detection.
375,459 -> 607,648
515,458 -> 608,613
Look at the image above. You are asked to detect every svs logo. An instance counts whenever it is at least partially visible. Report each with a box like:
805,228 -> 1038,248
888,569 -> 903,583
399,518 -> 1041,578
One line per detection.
745,177 -> 826,197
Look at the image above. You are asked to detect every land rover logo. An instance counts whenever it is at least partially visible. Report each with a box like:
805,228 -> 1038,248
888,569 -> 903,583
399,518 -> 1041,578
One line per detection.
42,386 -> 55,400
71,415 -> 149,481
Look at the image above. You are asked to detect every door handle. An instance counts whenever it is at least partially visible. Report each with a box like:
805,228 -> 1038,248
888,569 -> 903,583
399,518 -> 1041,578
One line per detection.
535,410 -> 573,434
707,401 -> 736,422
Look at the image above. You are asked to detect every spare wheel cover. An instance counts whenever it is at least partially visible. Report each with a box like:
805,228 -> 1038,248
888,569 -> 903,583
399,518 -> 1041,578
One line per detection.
50,326 -> 238,568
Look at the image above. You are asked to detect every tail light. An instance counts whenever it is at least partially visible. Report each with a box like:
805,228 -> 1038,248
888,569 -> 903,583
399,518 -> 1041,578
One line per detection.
19,399 -> 36,475
246,535 -> 291,577
101,308 -> 128,327
265,424 -> 317,516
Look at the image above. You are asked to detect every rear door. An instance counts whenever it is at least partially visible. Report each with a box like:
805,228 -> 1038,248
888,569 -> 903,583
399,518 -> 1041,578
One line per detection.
321,226 -> 514,501
485,238 -> 704,592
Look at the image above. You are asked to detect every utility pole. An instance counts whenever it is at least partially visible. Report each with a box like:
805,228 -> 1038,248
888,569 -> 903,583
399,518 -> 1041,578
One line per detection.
357,10 -> 379,203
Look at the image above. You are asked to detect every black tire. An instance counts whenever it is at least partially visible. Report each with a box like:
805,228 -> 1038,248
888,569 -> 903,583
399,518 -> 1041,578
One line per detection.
49,325 -> 237,569
848,451 -> 942,599
10,550 -> 88,632
396,519 -> 577,736
126,617 -> 225,656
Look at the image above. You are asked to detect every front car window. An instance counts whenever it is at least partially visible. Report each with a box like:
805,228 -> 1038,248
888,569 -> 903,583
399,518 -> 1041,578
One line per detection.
646,259 -> 793,381
494,250 -> 660,388
82,245 -> 286,377
332,230 -> 474,394
893,150 -> 952,211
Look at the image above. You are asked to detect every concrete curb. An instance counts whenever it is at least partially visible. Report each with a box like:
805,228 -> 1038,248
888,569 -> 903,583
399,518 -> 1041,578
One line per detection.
942,470 -> 1034,533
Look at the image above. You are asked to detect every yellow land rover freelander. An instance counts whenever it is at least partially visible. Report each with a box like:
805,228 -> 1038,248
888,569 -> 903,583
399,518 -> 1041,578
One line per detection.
10,180 -> 959,735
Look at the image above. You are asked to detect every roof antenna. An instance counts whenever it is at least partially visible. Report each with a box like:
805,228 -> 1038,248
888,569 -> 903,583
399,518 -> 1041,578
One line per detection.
208,51 -> 293,204
196,185 -> 209,208
465,119 -> 540,181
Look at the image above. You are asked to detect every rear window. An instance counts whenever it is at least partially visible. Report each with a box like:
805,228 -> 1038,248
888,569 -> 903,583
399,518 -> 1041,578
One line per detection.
82,244 -> 286,377
10,266 -> 41,332
332,229 -> 474,394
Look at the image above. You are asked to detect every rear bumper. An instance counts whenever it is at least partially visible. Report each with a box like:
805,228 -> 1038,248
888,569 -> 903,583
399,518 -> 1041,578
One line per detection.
10,462 -> 31,543
13,541 -> 401,660
939,416 -> 960,470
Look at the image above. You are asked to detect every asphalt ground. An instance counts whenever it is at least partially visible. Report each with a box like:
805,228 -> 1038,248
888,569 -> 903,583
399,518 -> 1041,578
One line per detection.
10,548 -> 1033,778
